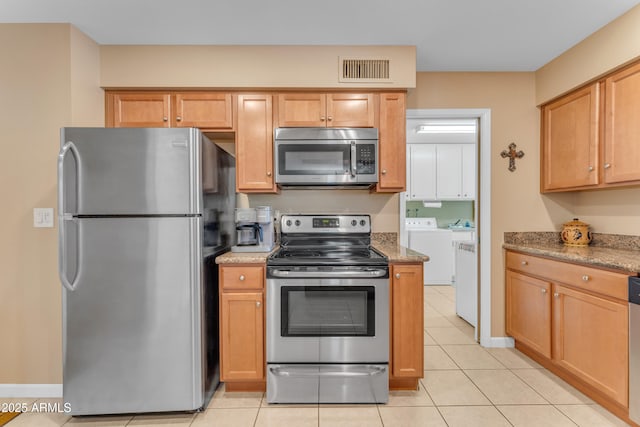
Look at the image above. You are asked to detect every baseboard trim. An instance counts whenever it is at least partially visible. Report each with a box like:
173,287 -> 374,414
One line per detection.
0,384 -> 62,398
480,336 -> 515,348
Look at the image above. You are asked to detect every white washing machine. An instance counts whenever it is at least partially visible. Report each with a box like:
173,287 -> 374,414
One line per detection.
405,218 -> 453,285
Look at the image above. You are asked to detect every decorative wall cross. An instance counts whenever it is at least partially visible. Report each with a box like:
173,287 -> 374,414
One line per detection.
500,142 -> 525,172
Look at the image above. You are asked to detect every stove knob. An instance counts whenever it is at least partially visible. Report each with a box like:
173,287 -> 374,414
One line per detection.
351,220 -> 357,226
285,219 -> 292,227
295,220 -> 301,226
360,220 -> 366,226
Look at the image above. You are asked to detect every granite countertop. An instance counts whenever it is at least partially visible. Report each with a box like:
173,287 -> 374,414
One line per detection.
215,232 -> 429,264
503,232 -> 640,273
215,249 -> 275,264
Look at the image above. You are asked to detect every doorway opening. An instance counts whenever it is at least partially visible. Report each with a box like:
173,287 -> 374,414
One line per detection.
400,109 -> 496,347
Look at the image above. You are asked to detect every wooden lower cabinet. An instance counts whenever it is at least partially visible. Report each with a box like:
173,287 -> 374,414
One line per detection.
505,250 -> 631,421
389,263 -> 424,389
506,270 -> 551,358
219,264 -> 265,389
553,284 -> 628,406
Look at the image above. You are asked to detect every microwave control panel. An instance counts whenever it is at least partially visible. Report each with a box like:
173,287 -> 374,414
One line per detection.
356,144 -> 376,175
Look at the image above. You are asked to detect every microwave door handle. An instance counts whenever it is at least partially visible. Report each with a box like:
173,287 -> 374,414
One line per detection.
350,141 -> 357,178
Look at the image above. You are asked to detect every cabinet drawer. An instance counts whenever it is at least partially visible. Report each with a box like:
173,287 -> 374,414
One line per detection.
221,265 -> 265,290
506,251 -> 627,301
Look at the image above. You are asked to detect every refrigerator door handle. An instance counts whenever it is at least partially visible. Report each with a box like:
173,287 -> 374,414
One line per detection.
58,141 -> 81,292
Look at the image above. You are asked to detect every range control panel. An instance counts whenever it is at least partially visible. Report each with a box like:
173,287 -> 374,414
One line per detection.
280,214 -> 371,234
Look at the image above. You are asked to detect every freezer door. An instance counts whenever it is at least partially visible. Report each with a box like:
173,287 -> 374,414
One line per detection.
61,217 -> 204,415
59,127 -> 203,215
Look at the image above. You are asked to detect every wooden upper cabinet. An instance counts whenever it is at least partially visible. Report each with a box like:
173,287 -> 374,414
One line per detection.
604,61 -> 640,184
390,263 -> 424,378
327,93 -> 375,127
277,93 -> 326,127
541,83 -> 599,192
376,93 -> 406,192
174,93 -> 233,129
236,94 -> 277,193
277,93 -> 375,127
109,93 -> 171,128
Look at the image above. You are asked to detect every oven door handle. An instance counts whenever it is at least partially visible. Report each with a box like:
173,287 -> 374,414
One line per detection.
269,268 -> 387,278
269,365 -> 386,378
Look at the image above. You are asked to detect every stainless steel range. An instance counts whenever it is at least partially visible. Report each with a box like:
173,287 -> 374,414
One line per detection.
266,214 -> 389,404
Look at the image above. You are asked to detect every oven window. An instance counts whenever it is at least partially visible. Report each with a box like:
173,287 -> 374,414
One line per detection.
281,286 -> 375,337
278,144 -> 350,175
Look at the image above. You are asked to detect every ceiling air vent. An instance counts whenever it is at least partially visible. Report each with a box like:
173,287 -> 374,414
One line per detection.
339,57 -> 392,83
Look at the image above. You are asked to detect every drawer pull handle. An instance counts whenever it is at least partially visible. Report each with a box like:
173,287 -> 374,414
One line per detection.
582,275 -> 590,282
554,292 -> 559,298
256,301 -> 261,308
239,275 -> 245,281
541,289 -> 547,294
395,273 -> 401,279
521,261 -> 528,266
604,163 -> 611,169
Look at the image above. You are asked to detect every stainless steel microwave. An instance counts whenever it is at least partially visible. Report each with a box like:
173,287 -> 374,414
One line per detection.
274,127 -> 378,188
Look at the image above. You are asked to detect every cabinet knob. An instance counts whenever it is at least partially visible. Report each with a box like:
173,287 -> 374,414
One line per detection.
267,171 -> 272,177
382,169 -> 387,175
256,301 -> 261,308
395,273 -> 401,279
176,116 -> 182,122
582,275 -> 590,282
163,116 -> 168,122
239,275 -> 245,281
541,288 -> 547,294
554,292 -> 559,298
521,261 -> 528,266
327,115 -> 333,121
588,166 -> 594,171
604,163 -> 611,169
320,116 -> 326,121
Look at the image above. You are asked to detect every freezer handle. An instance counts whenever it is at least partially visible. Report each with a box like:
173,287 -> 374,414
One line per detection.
58,141 -> 80,292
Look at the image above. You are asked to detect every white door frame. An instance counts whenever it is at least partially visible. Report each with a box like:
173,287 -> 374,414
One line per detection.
405,108 -> 511,348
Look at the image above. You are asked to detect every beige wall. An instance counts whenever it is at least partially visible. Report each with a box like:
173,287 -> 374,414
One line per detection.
536,4 -> 640,105
0,24 -> 102,385
100,45 -> 416,89
407,72 -> 576,336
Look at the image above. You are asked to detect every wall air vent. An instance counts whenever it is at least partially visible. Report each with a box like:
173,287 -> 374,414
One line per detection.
339,57 -> 392,83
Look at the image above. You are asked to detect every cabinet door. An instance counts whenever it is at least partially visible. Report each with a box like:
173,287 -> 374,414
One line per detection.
390,263 -> 424,378
327,93 -> 376,128
604,61 -> 640,184
436,144 -> 463,199
376,93 -> 406,192
110,93 -> 170,128
174,93 -> 233,129
505,270 -> 551,358
277,93 -> 326,127
461,144 -> 476,199
552,284 -> 628,406
236,94 -> 276,193
541,84 -> 599,191
408,145 -> 436,200
220,292 -> 264,381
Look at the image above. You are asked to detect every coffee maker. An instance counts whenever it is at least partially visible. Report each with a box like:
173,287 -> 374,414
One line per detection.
231,206 -> 275,253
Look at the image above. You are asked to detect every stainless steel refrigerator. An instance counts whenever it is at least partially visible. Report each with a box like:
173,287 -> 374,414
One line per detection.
57,127 -> 235,415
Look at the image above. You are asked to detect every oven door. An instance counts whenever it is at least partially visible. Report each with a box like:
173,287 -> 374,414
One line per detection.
266,274 -> 389,364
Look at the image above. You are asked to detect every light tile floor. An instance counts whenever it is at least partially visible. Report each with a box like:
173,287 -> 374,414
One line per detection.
2,285 -> 631,426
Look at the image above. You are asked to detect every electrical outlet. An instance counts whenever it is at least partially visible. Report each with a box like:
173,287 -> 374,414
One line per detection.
34,207 -> 54,228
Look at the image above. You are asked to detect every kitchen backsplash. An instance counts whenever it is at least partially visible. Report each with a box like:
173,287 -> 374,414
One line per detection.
405,200 -> 474,227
